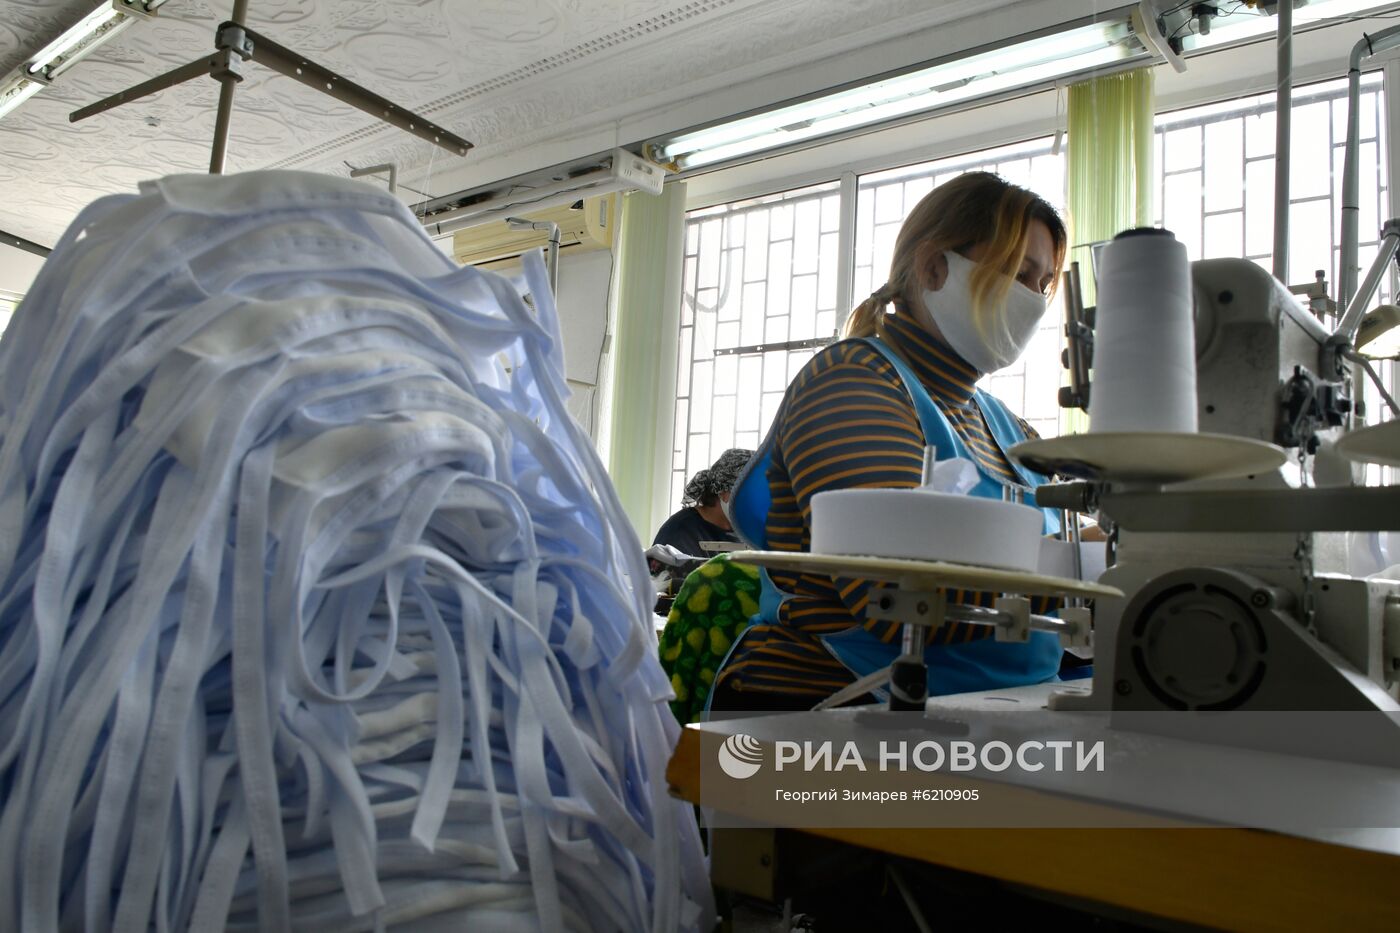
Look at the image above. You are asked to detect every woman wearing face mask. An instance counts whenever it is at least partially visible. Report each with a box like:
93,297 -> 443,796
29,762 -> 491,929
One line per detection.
711,171 -> 1067,713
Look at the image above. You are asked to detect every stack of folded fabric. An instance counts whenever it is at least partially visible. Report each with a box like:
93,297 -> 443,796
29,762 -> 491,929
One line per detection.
0,172 -> 709,932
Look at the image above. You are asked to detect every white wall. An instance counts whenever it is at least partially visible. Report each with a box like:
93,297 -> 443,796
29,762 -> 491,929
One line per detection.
553,249 -> 615,441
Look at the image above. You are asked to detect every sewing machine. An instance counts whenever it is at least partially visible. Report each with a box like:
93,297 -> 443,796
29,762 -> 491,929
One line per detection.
1018,257 -> 1400,759
729,251 -> 1400,752
674,18 -> 1400,928
680,259 -> 1400,929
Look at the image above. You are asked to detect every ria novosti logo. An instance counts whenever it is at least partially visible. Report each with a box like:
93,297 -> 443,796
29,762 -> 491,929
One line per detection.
717,733 -> 764,779
715,734 -> 1105,777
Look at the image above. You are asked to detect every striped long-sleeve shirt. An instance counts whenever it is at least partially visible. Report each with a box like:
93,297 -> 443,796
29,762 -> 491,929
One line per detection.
715,312 -> 1048,702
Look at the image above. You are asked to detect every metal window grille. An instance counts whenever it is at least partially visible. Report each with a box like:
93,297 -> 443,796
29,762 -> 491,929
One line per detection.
1155,74 -> 1386,294
668,74 -> 1398,509
671,181 -> 841,508
1155,72 -> 1394,485
0,293 -> 18,338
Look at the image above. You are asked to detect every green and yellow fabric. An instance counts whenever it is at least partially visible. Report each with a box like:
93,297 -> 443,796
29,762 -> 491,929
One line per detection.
658,555 -> 761,723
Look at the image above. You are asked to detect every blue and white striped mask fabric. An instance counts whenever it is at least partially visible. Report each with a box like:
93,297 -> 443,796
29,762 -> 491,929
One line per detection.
0,171 -> 710,933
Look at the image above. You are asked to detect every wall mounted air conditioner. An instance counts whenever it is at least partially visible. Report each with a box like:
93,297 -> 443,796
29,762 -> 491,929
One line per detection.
420,148 -> 665,238
452,194 -> 618,269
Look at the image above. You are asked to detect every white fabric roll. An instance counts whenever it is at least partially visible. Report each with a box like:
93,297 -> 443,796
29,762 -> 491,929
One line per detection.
1088,230 -> 1198,434
1036,538 -> 1109,582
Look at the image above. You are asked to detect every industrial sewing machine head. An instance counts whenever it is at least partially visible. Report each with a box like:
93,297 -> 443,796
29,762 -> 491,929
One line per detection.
1018,250 -> 1400,748
1014,16 -> 1400,743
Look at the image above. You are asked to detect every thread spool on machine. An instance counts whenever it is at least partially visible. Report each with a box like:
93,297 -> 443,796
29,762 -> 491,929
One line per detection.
1004,229 -> 1400,760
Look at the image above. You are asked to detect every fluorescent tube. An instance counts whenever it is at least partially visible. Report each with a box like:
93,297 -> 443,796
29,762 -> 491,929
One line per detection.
26,1 -> 141,79
0,73 -> 44,120
654,20 -> 1143,169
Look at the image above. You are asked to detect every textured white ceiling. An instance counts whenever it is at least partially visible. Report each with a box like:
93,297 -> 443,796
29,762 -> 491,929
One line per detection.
0,0 -> 1016,246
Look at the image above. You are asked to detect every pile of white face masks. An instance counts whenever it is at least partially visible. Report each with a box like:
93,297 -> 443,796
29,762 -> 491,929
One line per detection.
0,172 -> 710,932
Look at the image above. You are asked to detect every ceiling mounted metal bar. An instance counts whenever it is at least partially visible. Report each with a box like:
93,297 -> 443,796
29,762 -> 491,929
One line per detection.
233,25 -> 471,157
68,4 -> 471,170
69,57 -> 211,122
0,229 -> 52,257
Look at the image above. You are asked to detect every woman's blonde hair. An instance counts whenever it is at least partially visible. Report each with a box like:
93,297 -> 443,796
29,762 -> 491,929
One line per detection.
844,171 -> 1067,340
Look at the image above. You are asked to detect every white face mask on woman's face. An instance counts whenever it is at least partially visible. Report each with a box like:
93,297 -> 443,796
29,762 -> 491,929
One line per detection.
914,252 -> 1049,375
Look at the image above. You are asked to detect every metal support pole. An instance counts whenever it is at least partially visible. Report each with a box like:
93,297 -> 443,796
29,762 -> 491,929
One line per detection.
1332,220 -> 1400,429
209,74 -> 237,174
1342,42 -> 1368,307
1058,262 -> 1091,410
208,0 -> 247,174
506,218 -> 562,296
1386,59 -> 1400,228
834,171 -> 858,336
1065,507 -> 1084,607
888,594 -> 939,711
1340,24 -> 1400,307
546,223 -> 561,297
885,444 -> 942,712
349,163 -> 398,194
1272,0 -> 1292,283
1338,223 -> 1400,339
900,622 -> 918,658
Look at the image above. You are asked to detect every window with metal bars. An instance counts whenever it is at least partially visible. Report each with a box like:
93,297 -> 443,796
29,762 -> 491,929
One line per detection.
1155,72 -> 1395,484
671,182 -> 840,509
1156,73 -> 1387,293
0,293 -> 18,337
668,73 -> 1397,511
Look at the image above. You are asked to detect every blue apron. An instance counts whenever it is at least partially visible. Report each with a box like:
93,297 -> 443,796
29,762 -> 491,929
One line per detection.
722,335 -> 1062,699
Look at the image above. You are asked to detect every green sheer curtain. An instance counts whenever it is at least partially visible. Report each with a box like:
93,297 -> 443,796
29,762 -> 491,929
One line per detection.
605,182 -> 687,541
1064,67 -> 1155,431
1067,67 -> 1156,306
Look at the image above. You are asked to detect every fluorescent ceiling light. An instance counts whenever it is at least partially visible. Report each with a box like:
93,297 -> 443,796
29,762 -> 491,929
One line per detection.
1175,0 -> 1400,53
27,1 -> 138,78
653,20 -> 1143,170
0,0 -> 161,122
0,73 -> 45,120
